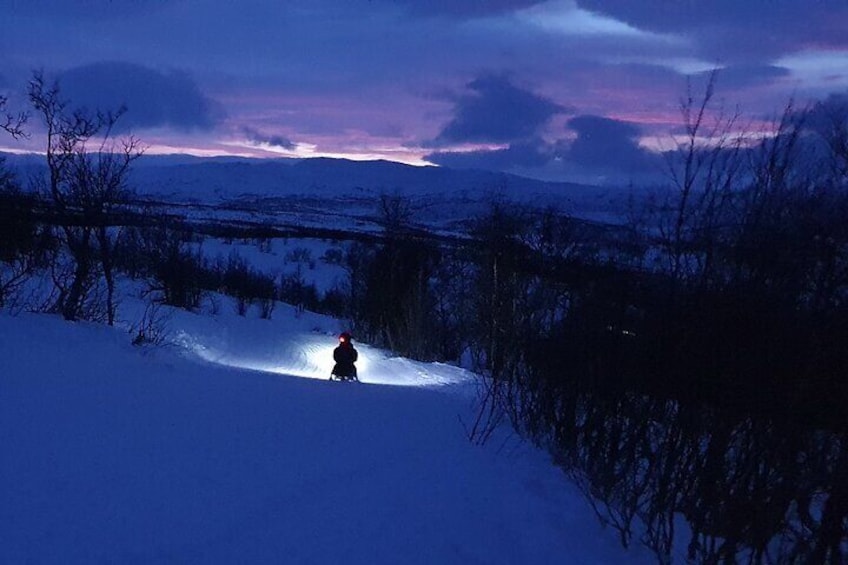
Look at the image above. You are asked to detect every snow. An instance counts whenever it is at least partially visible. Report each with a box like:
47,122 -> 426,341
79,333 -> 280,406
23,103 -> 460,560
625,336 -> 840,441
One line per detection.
196,237 -> 348,296
0,303 -> 653,564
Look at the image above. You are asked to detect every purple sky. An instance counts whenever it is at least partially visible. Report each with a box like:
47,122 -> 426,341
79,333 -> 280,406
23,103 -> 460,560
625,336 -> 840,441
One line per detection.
2,0 -> 847,183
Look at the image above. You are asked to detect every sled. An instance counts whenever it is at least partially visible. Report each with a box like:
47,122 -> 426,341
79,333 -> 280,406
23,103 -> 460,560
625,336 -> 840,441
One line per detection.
329,363 -> 359,382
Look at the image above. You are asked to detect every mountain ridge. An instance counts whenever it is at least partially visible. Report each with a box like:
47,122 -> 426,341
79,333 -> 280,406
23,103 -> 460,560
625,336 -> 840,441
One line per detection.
2,152 -> 628,223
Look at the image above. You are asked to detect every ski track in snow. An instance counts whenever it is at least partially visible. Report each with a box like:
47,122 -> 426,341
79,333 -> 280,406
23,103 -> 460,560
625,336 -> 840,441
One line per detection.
166,303 -> 475,390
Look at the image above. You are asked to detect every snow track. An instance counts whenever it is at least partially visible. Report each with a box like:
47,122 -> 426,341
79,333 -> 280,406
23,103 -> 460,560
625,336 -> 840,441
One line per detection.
169,303 -> 474,389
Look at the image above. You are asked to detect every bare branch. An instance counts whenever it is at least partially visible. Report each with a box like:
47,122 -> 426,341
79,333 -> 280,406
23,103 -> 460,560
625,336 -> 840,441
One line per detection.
0,94 -> 28,139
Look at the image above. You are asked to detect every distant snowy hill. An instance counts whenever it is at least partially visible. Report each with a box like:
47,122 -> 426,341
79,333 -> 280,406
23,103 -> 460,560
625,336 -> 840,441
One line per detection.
126,156 -> 597,208
3,153 -> 635,225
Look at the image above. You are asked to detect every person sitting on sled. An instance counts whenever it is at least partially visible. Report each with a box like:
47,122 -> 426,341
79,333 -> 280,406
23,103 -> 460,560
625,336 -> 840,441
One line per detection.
331,332 -> 358,381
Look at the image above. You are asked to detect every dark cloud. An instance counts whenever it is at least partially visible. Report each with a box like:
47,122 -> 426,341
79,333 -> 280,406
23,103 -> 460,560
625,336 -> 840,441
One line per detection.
696,65 -> 791,89
577,0 -> 848,62
566,115 -> 656,172
806,91 -> 848,133
242,126 -> 296,150
578,0 -> 844,32
431,74 -> 568,146
426,114 -> 660,182
426,138 -> 552,170
59,61 -> 220,131
820,92 -> 848,114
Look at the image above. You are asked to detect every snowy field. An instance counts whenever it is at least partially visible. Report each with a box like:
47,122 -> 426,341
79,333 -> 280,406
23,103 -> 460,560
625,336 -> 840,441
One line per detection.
195,236 -> 348,296
0,298 -> 653,564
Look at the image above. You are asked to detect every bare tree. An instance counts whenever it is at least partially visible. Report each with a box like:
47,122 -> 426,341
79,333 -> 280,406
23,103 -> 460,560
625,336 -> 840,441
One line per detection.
0,88 -> 36,309
653,70 -> 746,286
0,174 -> 45,310
0,94 -> 27,139
28,71 -> 143,323
378,192 -> 414,235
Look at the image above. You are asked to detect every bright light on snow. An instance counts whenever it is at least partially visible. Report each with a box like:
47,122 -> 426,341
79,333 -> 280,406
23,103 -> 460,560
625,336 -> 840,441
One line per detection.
295,341 -> 337,378
177,328 -> 382,384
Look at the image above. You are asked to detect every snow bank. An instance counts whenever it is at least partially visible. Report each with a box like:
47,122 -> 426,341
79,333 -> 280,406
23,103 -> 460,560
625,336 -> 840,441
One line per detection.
0,310 -> 652,563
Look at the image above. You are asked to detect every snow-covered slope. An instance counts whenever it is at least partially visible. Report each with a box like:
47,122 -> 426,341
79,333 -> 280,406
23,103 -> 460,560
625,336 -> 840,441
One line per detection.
127,157 -> 589,202
0,306 -> 652,564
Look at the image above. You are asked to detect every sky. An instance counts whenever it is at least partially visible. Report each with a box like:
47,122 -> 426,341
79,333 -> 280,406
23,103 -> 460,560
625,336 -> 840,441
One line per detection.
2,0 -> 847,184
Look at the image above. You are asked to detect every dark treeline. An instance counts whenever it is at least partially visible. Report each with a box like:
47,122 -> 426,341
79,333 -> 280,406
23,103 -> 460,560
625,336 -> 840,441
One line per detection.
346,204 -> 847,564
339,191 -> 846,561
343,87 -> 848,562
